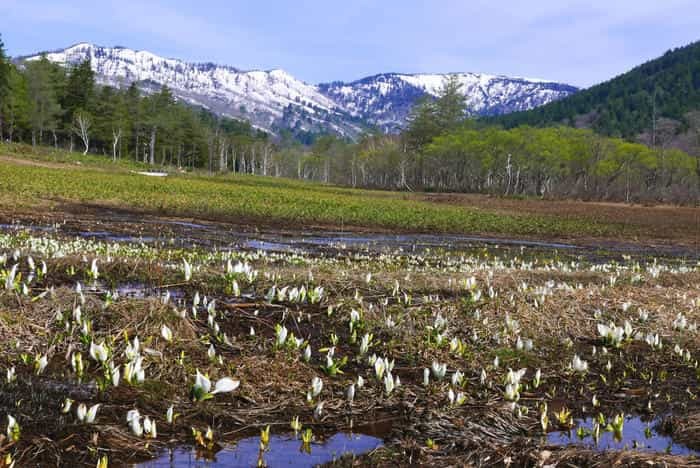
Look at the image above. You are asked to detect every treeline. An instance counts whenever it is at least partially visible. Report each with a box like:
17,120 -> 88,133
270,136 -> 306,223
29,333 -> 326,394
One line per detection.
486,40 -> 700,139
272,77 -> 700,203
0,36 -> 270,170
273,127 -> 698,203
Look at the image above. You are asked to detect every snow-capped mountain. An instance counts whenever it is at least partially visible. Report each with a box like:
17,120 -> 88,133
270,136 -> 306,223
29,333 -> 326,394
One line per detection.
319,73 -> 579,132
23,43 -> 578,137
25,43 -> 362,136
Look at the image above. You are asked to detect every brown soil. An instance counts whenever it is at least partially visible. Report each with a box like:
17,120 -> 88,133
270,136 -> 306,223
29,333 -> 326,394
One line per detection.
412,192 -> 700,247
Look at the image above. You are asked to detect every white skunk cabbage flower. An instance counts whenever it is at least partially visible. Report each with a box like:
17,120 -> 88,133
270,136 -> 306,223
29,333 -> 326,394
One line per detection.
431,361 -> 447,380
61,398 -> 74,414
127,409 -> 143,436
533,369 -> 542,388
89,259 -> 99,280
311,376 -> 323,398
191,370 -> 239,401
183,259 -> 192,282
89,341 -> 109,364
6,415 -> 20,442
275,324 -> 288,347
346,383 -> 355,403
504,384 -> 520,402
161,324 -> 173,343
143,416 -> 157,438
374,357 -> 387,380
77,403 -> 100,424
35,354 -> 48,375
571,355 -> 588,373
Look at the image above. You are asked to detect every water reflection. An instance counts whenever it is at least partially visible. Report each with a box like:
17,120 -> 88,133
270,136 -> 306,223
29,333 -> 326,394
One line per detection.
548,415 -> 698,456
138,432 -> 383,467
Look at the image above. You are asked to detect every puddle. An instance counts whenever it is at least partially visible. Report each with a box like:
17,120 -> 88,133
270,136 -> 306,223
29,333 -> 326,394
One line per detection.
238,231 -> 698,263
296,233 -> 577,251
117,284 -> 186,302
3,215 -> 699,263
78,231 -> 158,243
239,233 -> 580,257
244,239 -> 297,252
548,415 -> 699,456
138,432 -> 383,467
0,223 -> 56,233
166,221 -> 208,229
87,282 -> 187,302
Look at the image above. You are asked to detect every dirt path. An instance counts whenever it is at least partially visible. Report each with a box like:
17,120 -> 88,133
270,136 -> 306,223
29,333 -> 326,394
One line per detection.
0,154 -> 118,174
0,155 -> 80,170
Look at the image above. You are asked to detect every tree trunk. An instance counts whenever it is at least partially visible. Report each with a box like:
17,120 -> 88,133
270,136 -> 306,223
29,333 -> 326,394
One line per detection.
134,131 -> 139,162
149,127 -> 156,165
112,128 -> 122,162
219,140 -> 227,172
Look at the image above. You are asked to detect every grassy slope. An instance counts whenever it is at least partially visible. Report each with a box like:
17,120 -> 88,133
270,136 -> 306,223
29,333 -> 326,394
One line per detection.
0,143 -> 612,238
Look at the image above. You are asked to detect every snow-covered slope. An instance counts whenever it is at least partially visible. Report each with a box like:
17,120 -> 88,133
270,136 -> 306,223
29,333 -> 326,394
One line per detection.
24,43 -> 578,136
319,73 -> 579,132
27,43 -> 361,136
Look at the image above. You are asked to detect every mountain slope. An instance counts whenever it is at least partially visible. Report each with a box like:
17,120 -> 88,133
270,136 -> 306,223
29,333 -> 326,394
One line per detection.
487,40 -> 700,139
25,43 -> 362,137
23,43 -> 578,137
319,73 -> 577,132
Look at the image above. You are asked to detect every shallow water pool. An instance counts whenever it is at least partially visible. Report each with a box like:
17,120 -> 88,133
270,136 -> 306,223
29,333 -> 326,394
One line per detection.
547,415 -> 698,456
138,432 -> 383,467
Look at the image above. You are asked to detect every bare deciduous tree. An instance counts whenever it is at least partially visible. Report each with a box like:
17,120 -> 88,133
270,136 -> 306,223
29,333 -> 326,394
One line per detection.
73,111 -> 92,155
112,127 -> 122,162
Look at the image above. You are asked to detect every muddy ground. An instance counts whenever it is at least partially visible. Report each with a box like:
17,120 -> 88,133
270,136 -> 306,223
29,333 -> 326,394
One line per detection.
1,202 -> 699,260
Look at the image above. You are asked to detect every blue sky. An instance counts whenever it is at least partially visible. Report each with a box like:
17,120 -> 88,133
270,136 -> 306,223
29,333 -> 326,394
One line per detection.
1,0 -> 699,88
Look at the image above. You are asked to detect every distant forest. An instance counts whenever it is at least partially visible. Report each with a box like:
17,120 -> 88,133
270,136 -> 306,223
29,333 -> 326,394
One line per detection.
1,34 -> 699,203
0,37 -> 270,170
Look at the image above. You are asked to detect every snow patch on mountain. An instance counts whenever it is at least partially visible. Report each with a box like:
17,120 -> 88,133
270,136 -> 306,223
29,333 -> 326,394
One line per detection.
319,73 -> 578,132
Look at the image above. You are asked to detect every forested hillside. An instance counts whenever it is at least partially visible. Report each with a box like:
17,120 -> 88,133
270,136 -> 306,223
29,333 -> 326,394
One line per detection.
487,41 -> 700,140
0,37 -> 269,170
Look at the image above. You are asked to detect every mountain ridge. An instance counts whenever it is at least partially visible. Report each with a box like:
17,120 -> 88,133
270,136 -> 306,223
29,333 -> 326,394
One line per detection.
320,72 -> 578,132
20,43 -> 579,137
